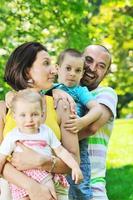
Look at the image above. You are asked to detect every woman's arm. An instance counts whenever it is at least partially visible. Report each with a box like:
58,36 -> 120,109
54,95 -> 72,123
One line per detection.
56,100 -> 80,163
0,101 -> 6,143
3,162 -> 54,200
11,142 -> 71,174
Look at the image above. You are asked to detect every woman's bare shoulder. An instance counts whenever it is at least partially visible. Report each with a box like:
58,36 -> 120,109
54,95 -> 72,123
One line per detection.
0,100 -> 6,118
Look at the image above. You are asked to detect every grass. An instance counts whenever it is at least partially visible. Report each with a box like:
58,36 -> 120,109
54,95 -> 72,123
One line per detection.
106,119 -> 133,200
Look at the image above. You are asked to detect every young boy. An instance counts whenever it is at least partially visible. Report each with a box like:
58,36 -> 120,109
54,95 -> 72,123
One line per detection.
56,49 -> 103,199
0,89 -> 83,200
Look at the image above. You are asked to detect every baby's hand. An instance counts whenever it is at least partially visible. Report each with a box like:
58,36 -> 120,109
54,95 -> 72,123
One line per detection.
5,91 -> 16,108
72,166 -> 83,184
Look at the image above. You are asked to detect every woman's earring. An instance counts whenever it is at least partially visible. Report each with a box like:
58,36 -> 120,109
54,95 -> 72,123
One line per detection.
27,79 -> 34,86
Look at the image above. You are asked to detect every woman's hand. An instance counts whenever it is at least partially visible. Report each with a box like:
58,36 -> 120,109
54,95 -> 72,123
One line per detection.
28,180 -> 56,200
11,142 -> 50,171
52,89 -> 76,114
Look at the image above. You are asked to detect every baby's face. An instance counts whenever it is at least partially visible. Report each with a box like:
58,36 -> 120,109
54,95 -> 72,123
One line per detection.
14,100 -> 43,134
58,54 -> 84,87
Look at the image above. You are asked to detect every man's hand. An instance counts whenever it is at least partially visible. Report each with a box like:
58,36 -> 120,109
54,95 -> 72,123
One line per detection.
11,142 -> 50,171
52,89 -> 76,114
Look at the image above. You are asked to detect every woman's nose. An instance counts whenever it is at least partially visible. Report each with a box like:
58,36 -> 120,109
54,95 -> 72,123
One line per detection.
51,65 -> 57,75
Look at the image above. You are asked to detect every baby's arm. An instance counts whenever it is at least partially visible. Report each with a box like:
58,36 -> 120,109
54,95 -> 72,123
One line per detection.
0,154 -> 7,174
53,145 -> 83,184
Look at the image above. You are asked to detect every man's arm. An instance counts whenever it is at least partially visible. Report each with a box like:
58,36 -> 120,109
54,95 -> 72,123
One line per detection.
79,104 -> 112,140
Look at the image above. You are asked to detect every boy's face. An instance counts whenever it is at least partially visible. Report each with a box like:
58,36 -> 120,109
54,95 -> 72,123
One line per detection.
13,100 -> 43,134
57,54 -> 84,87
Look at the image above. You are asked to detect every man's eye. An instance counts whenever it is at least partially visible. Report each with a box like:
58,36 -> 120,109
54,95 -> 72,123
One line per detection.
85,57 -> 92,63
99,64 -> 105,69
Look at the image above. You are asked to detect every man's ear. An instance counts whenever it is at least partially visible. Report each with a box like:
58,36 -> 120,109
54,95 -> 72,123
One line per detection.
55,64 -> 59,72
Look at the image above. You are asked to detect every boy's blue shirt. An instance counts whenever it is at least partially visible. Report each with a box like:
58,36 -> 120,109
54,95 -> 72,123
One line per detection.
54,83 -> 95,117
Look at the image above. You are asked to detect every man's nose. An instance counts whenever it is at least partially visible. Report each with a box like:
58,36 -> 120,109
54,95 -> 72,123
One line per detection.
89,63 -> 97,72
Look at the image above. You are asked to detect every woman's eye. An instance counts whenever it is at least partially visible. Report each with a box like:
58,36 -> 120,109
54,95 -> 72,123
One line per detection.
43,61 -> 50,65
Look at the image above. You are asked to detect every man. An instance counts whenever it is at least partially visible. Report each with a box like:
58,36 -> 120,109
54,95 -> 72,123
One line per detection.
67,44 -> 117,200
81,45 -> 118,200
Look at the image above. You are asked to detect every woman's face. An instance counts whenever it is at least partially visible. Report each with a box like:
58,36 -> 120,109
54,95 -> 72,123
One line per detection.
29,50 -> 57,91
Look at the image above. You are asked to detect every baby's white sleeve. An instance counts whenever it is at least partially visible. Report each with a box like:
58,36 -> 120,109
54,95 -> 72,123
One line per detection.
0,132 -> 15,156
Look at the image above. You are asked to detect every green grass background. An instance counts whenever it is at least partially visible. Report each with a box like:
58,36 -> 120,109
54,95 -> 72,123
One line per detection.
106,119 -> 133,200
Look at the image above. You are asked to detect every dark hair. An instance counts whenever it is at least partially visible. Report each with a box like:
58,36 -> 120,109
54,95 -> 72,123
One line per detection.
4,42 -> 48,91
57,48 -> 83,66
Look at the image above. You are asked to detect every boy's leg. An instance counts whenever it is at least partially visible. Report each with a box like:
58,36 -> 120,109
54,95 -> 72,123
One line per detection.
41,174 -> 57,200
0,178 -> 12,200
67,139 -> 93,200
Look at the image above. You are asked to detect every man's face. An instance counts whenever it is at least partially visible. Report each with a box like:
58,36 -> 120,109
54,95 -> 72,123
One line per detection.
81,46 -> 111,90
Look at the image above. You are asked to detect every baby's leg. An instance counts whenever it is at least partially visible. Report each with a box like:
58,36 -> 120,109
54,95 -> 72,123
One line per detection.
41,174 -> 57,200
20,197 -> 30,200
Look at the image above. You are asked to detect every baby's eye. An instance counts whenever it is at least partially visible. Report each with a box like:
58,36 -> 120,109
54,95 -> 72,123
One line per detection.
20,113 -> 25,117
32,113 -> 39,116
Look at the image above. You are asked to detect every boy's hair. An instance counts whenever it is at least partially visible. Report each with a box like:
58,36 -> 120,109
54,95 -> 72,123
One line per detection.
10,89 -> 43,112
57,48 -> 84,66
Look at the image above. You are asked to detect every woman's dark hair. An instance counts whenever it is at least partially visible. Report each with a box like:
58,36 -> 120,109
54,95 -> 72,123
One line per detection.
4,42 -> 48,91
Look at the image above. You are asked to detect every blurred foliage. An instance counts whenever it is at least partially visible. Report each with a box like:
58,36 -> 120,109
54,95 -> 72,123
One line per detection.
0,0 -> 132,118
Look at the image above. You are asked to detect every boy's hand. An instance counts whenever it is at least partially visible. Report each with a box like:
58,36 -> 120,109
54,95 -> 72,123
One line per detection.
72,167 -> 83,184
64,115 -> 84,133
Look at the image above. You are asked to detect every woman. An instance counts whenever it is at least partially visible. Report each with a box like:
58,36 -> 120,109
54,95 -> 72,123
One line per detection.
0,42 -> 79,200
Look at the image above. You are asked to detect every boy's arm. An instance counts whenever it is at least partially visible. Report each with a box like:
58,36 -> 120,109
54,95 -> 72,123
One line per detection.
77,100 -> 102,130
79,104 -> 112,140
64,100 -> 102,133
